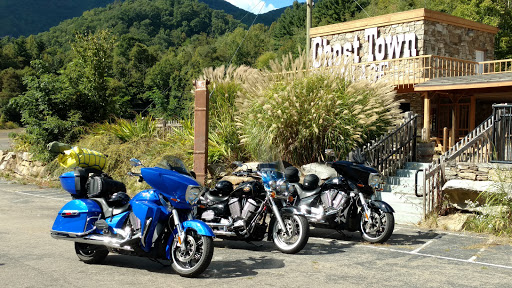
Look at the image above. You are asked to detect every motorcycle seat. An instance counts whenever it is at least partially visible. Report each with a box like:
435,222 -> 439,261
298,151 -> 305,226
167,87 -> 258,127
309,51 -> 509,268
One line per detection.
290,183 -> 321,199
204,191 -> 229,203
91,197 -> 131,218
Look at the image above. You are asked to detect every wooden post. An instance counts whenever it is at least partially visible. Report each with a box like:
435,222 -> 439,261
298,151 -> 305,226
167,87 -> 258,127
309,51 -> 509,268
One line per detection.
306,0 -> 312,68
443,127 -> 448,152
450,105 -> 456,148
423,92 -> 430,141
469,95 -> 476,131
193,80 -> 209,185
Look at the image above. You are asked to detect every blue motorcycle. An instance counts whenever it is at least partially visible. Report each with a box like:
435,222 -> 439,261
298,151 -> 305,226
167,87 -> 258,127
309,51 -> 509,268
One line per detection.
51,155 -> 215,277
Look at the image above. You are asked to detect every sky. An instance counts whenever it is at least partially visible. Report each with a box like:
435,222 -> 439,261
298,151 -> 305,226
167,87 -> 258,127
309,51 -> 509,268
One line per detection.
225,0 -> 306,14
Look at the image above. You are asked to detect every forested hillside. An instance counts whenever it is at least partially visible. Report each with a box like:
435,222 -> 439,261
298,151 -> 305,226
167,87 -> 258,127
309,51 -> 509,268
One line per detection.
0,0 -> 285,37
0,0 -> 510,158
0,0 -> 114,37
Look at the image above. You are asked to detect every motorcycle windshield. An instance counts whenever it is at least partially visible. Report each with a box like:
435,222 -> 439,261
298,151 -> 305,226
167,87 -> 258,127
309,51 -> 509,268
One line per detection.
156,155 -> 193,177
256,159 -> 287,186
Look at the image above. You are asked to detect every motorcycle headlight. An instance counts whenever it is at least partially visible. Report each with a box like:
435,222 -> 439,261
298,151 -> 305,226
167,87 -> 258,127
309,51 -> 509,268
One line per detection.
268,180 -> 277,190
185,185 -> 203,205
276,179 -> 290,196
368,173 -> 382,188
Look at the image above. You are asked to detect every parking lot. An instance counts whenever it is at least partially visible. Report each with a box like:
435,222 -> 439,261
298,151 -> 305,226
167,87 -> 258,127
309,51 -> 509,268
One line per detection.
1,180 -> 512,287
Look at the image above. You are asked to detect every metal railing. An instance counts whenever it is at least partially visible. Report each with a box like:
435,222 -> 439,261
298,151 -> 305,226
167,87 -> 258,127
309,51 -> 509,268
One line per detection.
421,113 -> 496,218
492,103 -> 512,163
351,112 -> 418,176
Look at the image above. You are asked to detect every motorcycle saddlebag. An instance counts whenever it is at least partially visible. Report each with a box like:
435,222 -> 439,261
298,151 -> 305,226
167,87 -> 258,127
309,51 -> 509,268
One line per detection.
51,199 -> 102,235
87,176 -> 126,198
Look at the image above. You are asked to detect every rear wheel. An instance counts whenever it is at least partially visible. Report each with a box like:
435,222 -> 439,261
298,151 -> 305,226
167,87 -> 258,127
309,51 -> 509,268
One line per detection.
171,229 -> 214,277
74,243 -> 109,264
272,214 -> 309,254
360,208 -> 394,243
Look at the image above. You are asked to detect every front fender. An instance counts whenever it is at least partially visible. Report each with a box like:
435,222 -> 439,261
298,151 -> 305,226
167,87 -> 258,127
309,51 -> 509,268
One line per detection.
165,219 -> 215,259
183,219 -> 215,237
279,206 -> 305,216
369,200 -> 395,213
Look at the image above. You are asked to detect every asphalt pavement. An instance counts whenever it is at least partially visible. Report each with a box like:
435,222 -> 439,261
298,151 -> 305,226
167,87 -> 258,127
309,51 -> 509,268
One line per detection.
1,180 -> 512,287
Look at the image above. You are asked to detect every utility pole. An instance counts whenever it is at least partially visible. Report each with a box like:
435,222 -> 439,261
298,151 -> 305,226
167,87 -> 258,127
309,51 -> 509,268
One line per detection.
306,0 -> 312,68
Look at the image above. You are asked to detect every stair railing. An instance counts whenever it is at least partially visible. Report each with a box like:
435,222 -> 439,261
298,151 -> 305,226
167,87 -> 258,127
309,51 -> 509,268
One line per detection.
421,114 -> 495,218
351,112 -> 418,176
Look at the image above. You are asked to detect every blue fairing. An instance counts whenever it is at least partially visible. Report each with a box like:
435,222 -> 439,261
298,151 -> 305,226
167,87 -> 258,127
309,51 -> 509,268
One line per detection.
141,167 -> 199,209
130,190 -> 170,252
51,199 -> 102,235
106,211 -> 130,229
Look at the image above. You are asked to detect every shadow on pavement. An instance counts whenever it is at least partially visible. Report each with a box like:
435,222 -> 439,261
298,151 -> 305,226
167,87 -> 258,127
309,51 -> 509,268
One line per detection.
205,256 -> 285,278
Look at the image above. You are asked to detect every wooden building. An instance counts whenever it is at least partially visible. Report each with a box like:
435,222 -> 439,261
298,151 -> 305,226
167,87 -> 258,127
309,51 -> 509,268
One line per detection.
309,8 -> 512,149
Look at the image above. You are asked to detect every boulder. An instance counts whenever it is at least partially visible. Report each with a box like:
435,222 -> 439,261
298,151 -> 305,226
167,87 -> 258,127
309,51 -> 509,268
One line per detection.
442,179 -> 512,209
301,162 -> 337,180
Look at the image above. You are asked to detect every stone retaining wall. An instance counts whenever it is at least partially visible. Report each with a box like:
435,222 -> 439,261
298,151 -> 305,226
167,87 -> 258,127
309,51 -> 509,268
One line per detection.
0,150 -> 46,178
444,162 -> 512,182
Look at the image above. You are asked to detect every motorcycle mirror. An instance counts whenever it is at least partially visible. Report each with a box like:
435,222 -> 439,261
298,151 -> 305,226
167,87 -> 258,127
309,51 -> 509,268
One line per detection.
130,158 -> 144,167
190,171 -> 197,179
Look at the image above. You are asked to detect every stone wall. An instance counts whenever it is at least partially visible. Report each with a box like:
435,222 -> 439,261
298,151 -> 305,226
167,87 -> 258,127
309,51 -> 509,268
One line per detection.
423,20 -> 495,61
444,162 -> 512,182
0,150 -> 46,178
312,19 -> 495,64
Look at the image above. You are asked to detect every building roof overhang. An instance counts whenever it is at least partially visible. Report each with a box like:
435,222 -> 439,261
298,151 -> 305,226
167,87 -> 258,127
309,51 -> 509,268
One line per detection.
414,73 -> 512,92
310,8 -> 499,38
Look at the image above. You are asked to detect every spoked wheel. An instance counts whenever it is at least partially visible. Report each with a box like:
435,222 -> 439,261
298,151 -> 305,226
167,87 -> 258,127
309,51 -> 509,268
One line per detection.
360,207 -> 394,243
272,215 -> 309,254
74,242 -> 109,264
171,229 -> 214,277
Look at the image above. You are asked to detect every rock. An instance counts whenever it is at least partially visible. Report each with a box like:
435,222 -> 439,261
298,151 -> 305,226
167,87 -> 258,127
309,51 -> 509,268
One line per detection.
436,214 -> 473,231
442,180 -> 512,209
301,163 -> 337,180
220,175 -> 255,186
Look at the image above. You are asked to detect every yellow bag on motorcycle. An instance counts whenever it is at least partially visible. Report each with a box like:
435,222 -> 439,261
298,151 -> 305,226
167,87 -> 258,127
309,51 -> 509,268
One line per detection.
57,146 -> 107,170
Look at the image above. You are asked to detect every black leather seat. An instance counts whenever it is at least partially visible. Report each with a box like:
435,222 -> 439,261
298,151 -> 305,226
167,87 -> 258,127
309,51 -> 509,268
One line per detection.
204,191 -> 229,203
290,183 -> 321,199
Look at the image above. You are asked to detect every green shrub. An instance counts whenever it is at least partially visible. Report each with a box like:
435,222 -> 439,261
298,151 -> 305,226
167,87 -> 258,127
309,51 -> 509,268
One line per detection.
236,53 -> 401,164
464,178 -> 512,237
94,114 -> 157,142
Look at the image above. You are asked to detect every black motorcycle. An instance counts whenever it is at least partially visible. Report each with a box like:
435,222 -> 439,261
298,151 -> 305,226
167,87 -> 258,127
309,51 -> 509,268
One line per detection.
197,162 -> 309,254
287,159 -> 394,243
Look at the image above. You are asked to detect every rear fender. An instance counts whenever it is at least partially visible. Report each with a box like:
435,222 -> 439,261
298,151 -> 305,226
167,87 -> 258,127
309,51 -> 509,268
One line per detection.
369,200 -> 395,213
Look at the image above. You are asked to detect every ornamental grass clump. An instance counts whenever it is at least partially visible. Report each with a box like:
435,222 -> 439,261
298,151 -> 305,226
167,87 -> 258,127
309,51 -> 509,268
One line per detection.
236,53 -> 401,165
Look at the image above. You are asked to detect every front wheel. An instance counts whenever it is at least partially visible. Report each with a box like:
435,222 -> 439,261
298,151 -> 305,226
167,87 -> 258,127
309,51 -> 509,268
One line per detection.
360,208 -> 394,243
74,242 -> 108,264
272,214 -> 309,254
171,229 -> 214,278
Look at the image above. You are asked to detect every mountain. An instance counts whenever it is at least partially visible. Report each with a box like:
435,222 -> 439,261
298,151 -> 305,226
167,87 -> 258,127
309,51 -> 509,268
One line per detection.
0,0 -> 115,37
0,0 -> 288,38
198,0 -> 287,27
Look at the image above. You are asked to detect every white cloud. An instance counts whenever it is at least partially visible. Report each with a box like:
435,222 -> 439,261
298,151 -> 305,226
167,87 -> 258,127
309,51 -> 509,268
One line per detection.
225,0 -> 276,14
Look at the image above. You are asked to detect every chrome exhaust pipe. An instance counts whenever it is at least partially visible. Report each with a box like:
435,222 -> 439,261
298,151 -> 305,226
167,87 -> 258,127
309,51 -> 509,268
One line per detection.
50,231 -> 138,251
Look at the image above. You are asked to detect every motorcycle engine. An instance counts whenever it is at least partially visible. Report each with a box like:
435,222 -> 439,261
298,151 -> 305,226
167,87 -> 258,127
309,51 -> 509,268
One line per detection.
321,189 -> 348,211
229,197 -> 259,229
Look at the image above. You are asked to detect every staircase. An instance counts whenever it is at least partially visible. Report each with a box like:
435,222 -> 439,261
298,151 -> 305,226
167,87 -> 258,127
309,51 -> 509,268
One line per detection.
376,162 -> 430,224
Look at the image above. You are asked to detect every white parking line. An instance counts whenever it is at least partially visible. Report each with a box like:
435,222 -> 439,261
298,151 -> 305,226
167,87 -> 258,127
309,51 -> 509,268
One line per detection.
468,239 -> 493,262
312,236 -> 512,270
14,190 -> 68,201
411,234 -> 443,253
